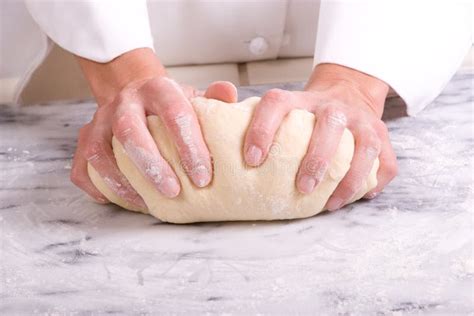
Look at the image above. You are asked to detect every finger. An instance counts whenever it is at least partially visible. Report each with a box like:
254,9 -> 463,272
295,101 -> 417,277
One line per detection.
147,77 -> 212,188
243,89 -> 292,166
113,102 -> 181,198
70,127 -> 109,203
204,81 -> 238,103
364,124 -> 398,199
326,127 -> 381,211
296,107 -> 347,194
84,120 -> 147,209
180,81 -> 238,103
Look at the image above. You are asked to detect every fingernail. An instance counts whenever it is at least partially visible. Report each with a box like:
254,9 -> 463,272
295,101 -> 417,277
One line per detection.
159,176 -> 180,198
364,191 -> 378,199
191,165 -> 211,188
246,145 -> 262,166
298,175 -> 317,194
327,197 -> 344,211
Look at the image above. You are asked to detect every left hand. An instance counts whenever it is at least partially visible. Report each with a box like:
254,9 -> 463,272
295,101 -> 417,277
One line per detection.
243,63 -> 398,211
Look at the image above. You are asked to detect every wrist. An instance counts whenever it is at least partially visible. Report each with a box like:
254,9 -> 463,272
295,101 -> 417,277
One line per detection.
77,48 -> 166,106
305,63 -> 389,117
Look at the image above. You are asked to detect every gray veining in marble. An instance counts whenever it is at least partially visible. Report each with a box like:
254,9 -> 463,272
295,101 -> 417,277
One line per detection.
0,72 -> 473,315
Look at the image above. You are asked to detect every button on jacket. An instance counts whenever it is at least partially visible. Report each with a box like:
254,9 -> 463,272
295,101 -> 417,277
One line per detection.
1,0 -> 472,115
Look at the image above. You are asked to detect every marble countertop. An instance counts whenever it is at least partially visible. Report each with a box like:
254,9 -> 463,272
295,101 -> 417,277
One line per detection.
1,72 -> 473,315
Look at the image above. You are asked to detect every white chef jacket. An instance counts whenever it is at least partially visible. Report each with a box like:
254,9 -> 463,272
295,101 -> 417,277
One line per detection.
1,0 -> 472,115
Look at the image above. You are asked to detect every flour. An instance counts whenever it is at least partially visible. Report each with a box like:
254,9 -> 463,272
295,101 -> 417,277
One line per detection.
174,113 -> 198,157
122,140 -> 163,185
89,96 -> 378,223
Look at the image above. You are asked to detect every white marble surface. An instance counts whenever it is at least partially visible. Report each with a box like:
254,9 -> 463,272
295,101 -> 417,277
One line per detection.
1,72 -> 473,315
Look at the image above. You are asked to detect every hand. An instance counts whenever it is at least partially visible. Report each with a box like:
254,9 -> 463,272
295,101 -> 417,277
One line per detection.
70,48 -> 237,208
244,63 -> 398,211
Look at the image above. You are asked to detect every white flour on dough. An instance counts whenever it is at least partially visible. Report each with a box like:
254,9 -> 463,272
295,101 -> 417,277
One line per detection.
89,97 -> 378,223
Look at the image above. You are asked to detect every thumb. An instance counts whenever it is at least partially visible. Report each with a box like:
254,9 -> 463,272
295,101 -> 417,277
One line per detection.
204,81 -> 238,103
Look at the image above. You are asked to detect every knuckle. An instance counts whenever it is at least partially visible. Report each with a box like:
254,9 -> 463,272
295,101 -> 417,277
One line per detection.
385,160 -> 399,179
369,136 -> 382,151
362,131 -> 381,158
161,103 -> 191,121
152,76 -> 180,90
108,91 -> 136,112
169,111 -> 192,125
84,140 -> 107,161
70,167 -> 84,186
368,139 -> 381,152
141,77 -> 160,90
113,112 -> 137,138
263,88 -> 291,104
111,91 -> 130,108
250,124 -> 274,143
323,107 -> 347,128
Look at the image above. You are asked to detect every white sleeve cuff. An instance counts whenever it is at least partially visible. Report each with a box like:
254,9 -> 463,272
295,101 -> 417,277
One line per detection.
314,0 -> 473,115
25,0 -> 154,63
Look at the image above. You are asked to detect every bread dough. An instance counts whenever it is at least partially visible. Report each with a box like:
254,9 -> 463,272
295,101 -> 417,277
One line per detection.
88,97 -> 378,224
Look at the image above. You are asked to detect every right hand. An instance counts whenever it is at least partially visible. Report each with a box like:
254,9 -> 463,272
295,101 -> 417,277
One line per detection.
71,51 -> 237,208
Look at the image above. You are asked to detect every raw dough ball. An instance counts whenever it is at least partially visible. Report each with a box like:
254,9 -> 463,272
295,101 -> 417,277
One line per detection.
89,97 -> 378,224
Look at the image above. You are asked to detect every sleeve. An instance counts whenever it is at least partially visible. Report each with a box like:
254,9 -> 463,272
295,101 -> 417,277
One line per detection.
314,0 -> 473,115
24,0 -> 154,63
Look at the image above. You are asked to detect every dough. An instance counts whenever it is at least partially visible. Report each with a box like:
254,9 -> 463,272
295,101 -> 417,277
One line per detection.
88,97 -> 378,224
